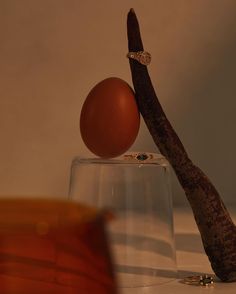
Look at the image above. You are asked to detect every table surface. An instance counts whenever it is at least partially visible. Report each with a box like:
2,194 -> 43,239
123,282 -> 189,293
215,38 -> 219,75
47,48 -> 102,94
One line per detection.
120,205 -> 236,294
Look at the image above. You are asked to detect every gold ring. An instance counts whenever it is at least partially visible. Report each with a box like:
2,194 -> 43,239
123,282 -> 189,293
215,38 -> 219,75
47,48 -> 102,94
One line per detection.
123,152 -> 153,161
127,51 -> 151,65
183,275 -> 214,286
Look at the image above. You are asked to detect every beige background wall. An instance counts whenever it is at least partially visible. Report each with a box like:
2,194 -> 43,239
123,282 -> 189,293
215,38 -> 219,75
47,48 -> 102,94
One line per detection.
0,0 -> 236,206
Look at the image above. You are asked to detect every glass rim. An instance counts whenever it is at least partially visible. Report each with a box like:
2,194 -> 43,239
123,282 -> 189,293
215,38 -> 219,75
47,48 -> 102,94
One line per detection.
72,152 -> 169,166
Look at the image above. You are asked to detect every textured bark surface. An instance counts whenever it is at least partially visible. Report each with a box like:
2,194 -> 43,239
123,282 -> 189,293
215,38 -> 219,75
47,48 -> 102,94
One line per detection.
127,8 -> 236,282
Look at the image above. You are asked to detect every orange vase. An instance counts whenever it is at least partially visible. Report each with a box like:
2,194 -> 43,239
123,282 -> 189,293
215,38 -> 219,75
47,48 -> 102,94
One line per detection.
0,198 -> 117,294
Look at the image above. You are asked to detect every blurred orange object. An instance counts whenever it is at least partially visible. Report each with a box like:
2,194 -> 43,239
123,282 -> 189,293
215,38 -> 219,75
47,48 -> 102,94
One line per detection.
0,198 -> 117,294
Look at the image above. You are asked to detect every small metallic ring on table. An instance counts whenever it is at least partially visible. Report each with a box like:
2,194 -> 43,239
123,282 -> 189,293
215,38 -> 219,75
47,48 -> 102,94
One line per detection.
127,51 -> 151,65
183,275 -> 214,286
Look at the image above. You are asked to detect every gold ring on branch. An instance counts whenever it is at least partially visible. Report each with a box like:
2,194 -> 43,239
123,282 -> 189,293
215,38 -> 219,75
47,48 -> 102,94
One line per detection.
183,275 -> 214,286
127,51 -> 151,65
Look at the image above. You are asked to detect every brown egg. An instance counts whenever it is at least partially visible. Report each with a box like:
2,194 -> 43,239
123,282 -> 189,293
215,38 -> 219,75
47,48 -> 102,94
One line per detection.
80,77 -> 140,158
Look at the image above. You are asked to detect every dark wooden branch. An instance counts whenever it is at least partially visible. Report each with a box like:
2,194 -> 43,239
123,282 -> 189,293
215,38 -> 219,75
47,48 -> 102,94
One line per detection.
127,8 -> 236,282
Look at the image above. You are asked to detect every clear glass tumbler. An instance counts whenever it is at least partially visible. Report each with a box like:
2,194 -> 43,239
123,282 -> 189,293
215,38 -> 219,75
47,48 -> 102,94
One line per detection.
69,152 -> 177,288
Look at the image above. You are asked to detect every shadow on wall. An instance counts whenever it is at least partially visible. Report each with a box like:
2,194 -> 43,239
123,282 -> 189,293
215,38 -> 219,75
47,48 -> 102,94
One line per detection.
149,8 -> 236,205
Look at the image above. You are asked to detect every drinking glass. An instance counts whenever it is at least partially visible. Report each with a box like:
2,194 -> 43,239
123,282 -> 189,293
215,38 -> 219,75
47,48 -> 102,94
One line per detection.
69,152 -> 177,288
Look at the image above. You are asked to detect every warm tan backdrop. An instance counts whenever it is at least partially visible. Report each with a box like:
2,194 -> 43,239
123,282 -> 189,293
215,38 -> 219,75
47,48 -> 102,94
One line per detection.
0,0 -> 236,205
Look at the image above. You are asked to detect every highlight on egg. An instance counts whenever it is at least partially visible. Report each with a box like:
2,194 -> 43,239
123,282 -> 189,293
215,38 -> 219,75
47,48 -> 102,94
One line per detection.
80,77 -> 140,158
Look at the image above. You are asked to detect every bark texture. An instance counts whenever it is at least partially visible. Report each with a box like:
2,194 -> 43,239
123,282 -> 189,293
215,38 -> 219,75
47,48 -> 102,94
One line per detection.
127,8 -> 236,282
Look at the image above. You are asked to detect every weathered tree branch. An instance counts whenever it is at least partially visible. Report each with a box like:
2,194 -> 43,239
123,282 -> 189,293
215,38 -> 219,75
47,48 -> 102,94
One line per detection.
127,8 -> 236,282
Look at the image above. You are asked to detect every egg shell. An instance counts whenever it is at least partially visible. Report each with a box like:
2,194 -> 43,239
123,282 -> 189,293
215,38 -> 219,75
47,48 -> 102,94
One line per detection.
80,77 -> 140,158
